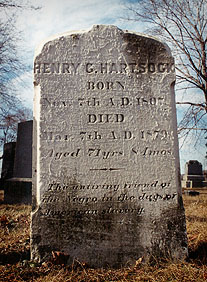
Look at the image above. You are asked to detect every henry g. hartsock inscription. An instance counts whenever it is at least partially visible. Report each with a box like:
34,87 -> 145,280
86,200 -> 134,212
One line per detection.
31,25 -> 188,267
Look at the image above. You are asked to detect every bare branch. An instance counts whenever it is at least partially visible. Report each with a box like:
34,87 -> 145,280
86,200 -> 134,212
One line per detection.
176,101 -> 206,109
0,0 -> 38,146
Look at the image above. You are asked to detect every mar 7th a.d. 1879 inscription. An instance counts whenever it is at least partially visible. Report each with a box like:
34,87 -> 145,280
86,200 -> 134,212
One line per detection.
31,25 -> 188,267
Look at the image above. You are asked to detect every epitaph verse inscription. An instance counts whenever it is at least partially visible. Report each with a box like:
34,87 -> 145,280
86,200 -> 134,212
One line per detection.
31,25 -> 188,267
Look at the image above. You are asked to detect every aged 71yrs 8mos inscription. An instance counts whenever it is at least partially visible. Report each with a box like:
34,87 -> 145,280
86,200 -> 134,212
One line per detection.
31,25 -> 188,267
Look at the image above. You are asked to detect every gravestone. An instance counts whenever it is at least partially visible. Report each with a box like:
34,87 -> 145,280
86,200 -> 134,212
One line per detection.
182,160 -> 205,188
31,25 -> 188,267
13,120 -> 33,178
1,142 -> 16,181
3,121 -> 33,204
0,142 -> 16,193
186,160 -> 202,175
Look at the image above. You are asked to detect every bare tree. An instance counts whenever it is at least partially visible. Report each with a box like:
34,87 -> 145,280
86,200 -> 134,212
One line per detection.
0,18 -> 23,112
0,0 -> 40,151
0,106 -> 32,146
0,0 -> 40,10
124,0 -> 207,143
0,0 -> 40,110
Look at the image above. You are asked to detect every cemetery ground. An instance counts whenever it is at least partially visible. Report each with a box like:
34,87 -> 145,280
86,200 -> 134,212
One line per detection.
0,192 -> 206,282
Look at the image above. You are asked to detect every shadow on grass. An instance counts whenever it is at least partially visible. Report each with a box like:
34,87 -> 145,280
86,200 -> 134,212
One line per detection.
186,215 -> 207,223
0,250 -> 30,265
0,243 -> 206,266
188,241 -> 207,264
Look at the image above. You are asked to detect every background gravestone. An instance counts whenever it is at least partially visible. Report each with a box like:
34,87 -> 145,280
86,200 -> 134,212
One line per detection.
0,142 -> 16,195
185,160 -> 202,175
31,25 -> 188,267
13,120 -> 33,179
3,120 -> 33,204
1,142 -> 16,181
182,160 -> 205,188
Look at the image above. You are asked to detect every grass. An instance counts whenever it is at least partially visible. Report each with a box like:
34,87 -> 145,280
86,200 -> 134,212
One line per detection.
0,194 -> 206,281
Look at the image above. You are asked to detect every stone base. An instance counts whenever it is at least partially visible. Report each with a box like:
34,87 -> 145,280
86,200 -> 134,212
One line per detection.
4,178 -> 32,204
182,180 -> 192,188
31,201 -> 188,267
202,181 -> 207,187
182,175 -> 205,188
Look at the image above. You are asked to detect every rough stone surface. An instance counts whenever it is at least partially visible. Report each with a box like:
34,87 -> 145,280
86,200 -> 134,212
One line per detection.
31,25 -> 188,267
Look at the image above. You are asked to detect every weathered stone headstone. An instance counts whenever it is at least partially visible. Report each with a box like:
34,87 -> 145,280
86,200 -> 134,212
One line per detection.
182,160 -> 205,188
31,25 -> 188,267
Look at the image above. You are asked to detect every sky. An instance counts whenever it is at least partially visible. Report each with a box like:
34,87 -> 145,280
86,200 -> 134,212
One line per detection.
5,0 -> 206,173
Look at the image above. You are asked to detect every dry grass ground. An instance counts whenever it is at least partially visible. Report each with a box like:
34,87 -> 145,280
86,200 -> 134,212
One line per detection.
0,194 -> 206,281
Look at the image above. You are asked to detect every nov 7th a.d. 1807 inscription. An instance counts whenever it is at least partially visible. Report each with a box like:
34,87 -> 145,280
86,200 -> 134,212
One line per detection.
31,25 -> 188,267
